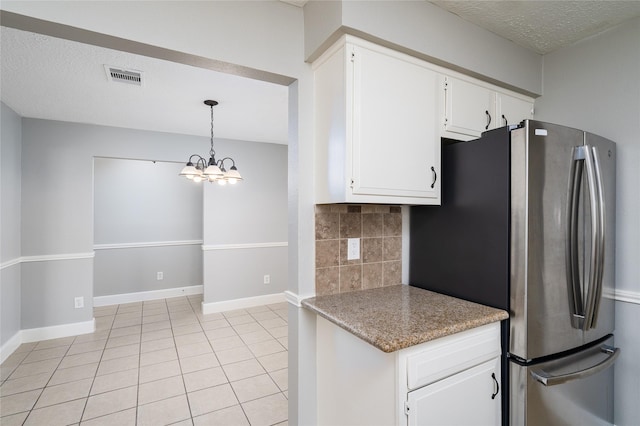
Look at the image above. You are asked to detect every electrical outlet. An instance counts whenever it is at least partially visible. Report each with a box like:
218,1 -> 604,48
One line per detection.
74,297 -> 84,309
264,275 -> 271,285
347,238 -> 360,260
157,272 -> 164,280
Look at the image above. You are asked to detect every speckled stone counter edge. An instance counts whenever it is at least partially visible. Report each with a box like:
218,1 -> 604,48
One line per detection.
302,285 -> 508,353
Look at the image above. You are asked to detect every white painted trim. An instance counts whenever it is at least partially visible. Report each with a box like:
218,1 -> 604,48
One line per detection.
202,242 -> 288,251
611,288 -> 640,305
202,292 -> 285,314
0,331 -> 22,364
20,252 -> 95,263
20,318 -> 95,344
285,290 -> 306,307
0,257 -> 21,270
94,285 -> 203,307
94,240 -> 203,250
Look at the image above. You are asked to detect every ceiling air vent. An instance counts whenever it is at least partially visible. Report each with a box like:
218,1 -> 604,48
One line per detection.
104,65 -> 144,86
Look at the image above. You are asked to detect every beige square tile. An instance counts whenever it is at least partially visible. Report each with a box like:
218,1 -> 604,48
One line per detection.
268,326 -> 288,339
315,211 -> 340,240
315,267 -> 339,296
205,326 -> 237,340
23,397 -> 85,426
34,377 -> 92,408
362,237 -> 383,263
112,317 -> 142,329
90,368 -> 138,395
250,311 -> 278,321
140,337 -> 175,353
96,354 -> 139,376
232,322 -> 264,335
316,239 -> 340,268
22,346 -> 67,364
222,309 -> 248,319
0,388 -> 41,417
188,383 -> 238,417
363,262 -> 383,289
246,305 -> 271,314
226,315 -> 255,326
66,339 -> 107,356
82,385 -> 137,421
259,318 -> 287,329
80,407 -> 136,426
210,335 -> 246,351
222,359 -> 266,382
258,351 -> 288,372
95,316 -> 114,331
108,324 -> 141,338
174,332 -> 207,347
33,336 -> 74,351
141,328 -> 173,343
193,404 -> 249,426
0,372 -> 51,396
49,362 -> 98,386
114,312 -> 141,322
137,394 -> 191,426
278,337 -> 288,349
142,313 -> 170,324
183,366 -> 228,392
177,342 -> 213,359
231,373 -> 280,403
362,213 -> 383,238
141,320 -> 171,333
270,368 -> 288,391
179,353 -> 220,374
248,339 -> 286,358
171,323 -> 202,336
0,411 -> 29,426
139,347 -> 177,367
139,359 -> 182,384
57,350 -> 102,369
198,312 -> 224,322
239,329 -> 272,346
383,211 -> 402,236
200,318 -> 231,331
215,346 -> 254,365
383,260 -> 402,286
241,392 -> 288,426
105,334 -> 140,349
101,343 -> 140,361
339,264 -> 362,293
383,236 -> 402,261
138,375 -> 185,405
73,330 -> 109,344
8,358 -> 59,380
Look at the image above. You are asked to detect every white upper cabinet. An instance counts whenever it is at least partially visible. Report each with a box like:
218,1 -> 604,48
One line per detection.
442,75 -> 534,140
314,36 -> 441,205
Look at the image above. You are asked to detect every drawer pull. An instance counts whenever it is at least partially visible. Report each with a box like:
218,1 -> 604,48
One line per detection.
491,373 -> 499,399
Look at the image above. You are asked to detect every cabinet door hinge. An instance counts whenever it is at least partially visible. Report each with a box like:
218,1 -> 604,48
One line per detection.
350,51 -> 355,62
350,178 -> 355,188
404,401 -> 410,416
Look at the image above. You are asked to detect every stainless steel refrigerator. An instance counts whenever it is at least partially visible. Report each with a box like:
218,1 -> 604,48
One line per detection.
409,120 -> 619,425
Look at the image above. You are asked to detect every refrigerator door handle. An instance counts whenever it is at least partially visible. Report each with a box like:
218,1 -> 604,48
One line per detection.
529,345 -> 620,387
589,146 -> 606,328
566,147 -> 585,329
582,145 -> 603,330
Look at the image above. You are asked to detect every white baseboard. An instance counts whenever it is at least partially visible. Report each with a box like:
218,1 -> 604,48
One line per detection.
0,332 -> 23,364
202,292 -> 285,314
21,318 -> 96,344
94,285 -> 203,307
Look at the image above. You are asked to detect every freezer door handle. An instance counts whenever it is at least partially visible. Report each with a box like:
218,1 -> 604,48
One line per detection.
529,345 -> 619,387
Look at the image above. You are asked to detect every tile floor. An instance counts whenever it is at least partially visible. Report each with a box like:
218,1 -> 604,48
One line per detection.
0,294 -> 289,426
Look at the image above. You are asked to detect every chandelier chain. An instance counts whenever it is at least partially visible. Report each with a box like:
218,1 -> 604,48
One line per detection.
209,104 -> 216,158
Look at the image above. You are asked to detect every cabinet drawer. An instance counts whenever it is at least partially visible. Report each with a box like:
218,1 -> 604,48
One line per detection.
406,323 -> 500,391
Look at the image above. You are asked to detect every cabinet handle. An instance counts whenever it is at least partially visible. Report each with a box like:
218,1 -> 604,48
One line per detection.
430,166 -> 437,189
502,114 -> 508,126
491,373 -> 499,400
485,110 -> 492,130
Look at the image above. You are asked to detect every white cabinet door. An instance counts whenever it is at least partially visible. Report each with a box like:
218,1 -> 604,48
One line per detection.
407,357 -> 501,426
496,92 -> 534,127
352,44 -> 440,200
444,76 -> 495,139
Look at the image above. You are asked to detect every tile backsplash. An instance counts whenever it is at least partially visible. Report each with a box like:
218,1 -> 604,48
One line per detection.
315,204 -> 402,296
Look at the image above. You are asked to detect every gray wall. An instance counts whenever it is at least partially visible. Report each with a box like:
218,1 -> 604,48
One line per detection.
535,17 -> 640,425
1,102 -> 22,348
203,140 -> 288,304
304,0 -> 542,96
93,158 -> 203,297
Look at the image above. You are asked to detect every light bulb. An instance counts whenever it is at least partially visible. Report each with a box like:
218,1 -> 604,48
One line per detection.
193,175 -> 203,183
186,175 -> 194,180
217,179 -> 227,186
227,178 -> 238,184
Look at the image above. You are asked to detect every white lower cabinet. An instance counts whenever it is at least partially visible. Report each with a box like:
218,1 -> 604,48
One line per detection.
316,317 -> 502,426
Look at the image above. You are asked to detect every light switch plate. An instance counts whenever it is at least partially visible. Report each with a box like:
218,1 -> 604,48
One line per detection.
347,238 -> 360,260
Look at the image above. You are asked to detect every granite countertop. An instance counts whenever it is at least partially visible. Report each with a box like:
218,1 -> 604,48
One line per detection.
302,285 -> 508,353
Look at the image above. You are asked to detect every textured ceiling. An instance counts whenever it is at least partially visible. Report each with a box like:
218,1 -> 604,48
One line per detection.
430,1 -> 640,54
0,26 -> 289,144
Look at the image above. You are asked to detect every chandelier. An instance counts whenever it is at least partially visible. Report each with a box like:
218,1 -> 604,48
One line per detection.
179,100 -> 243,185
